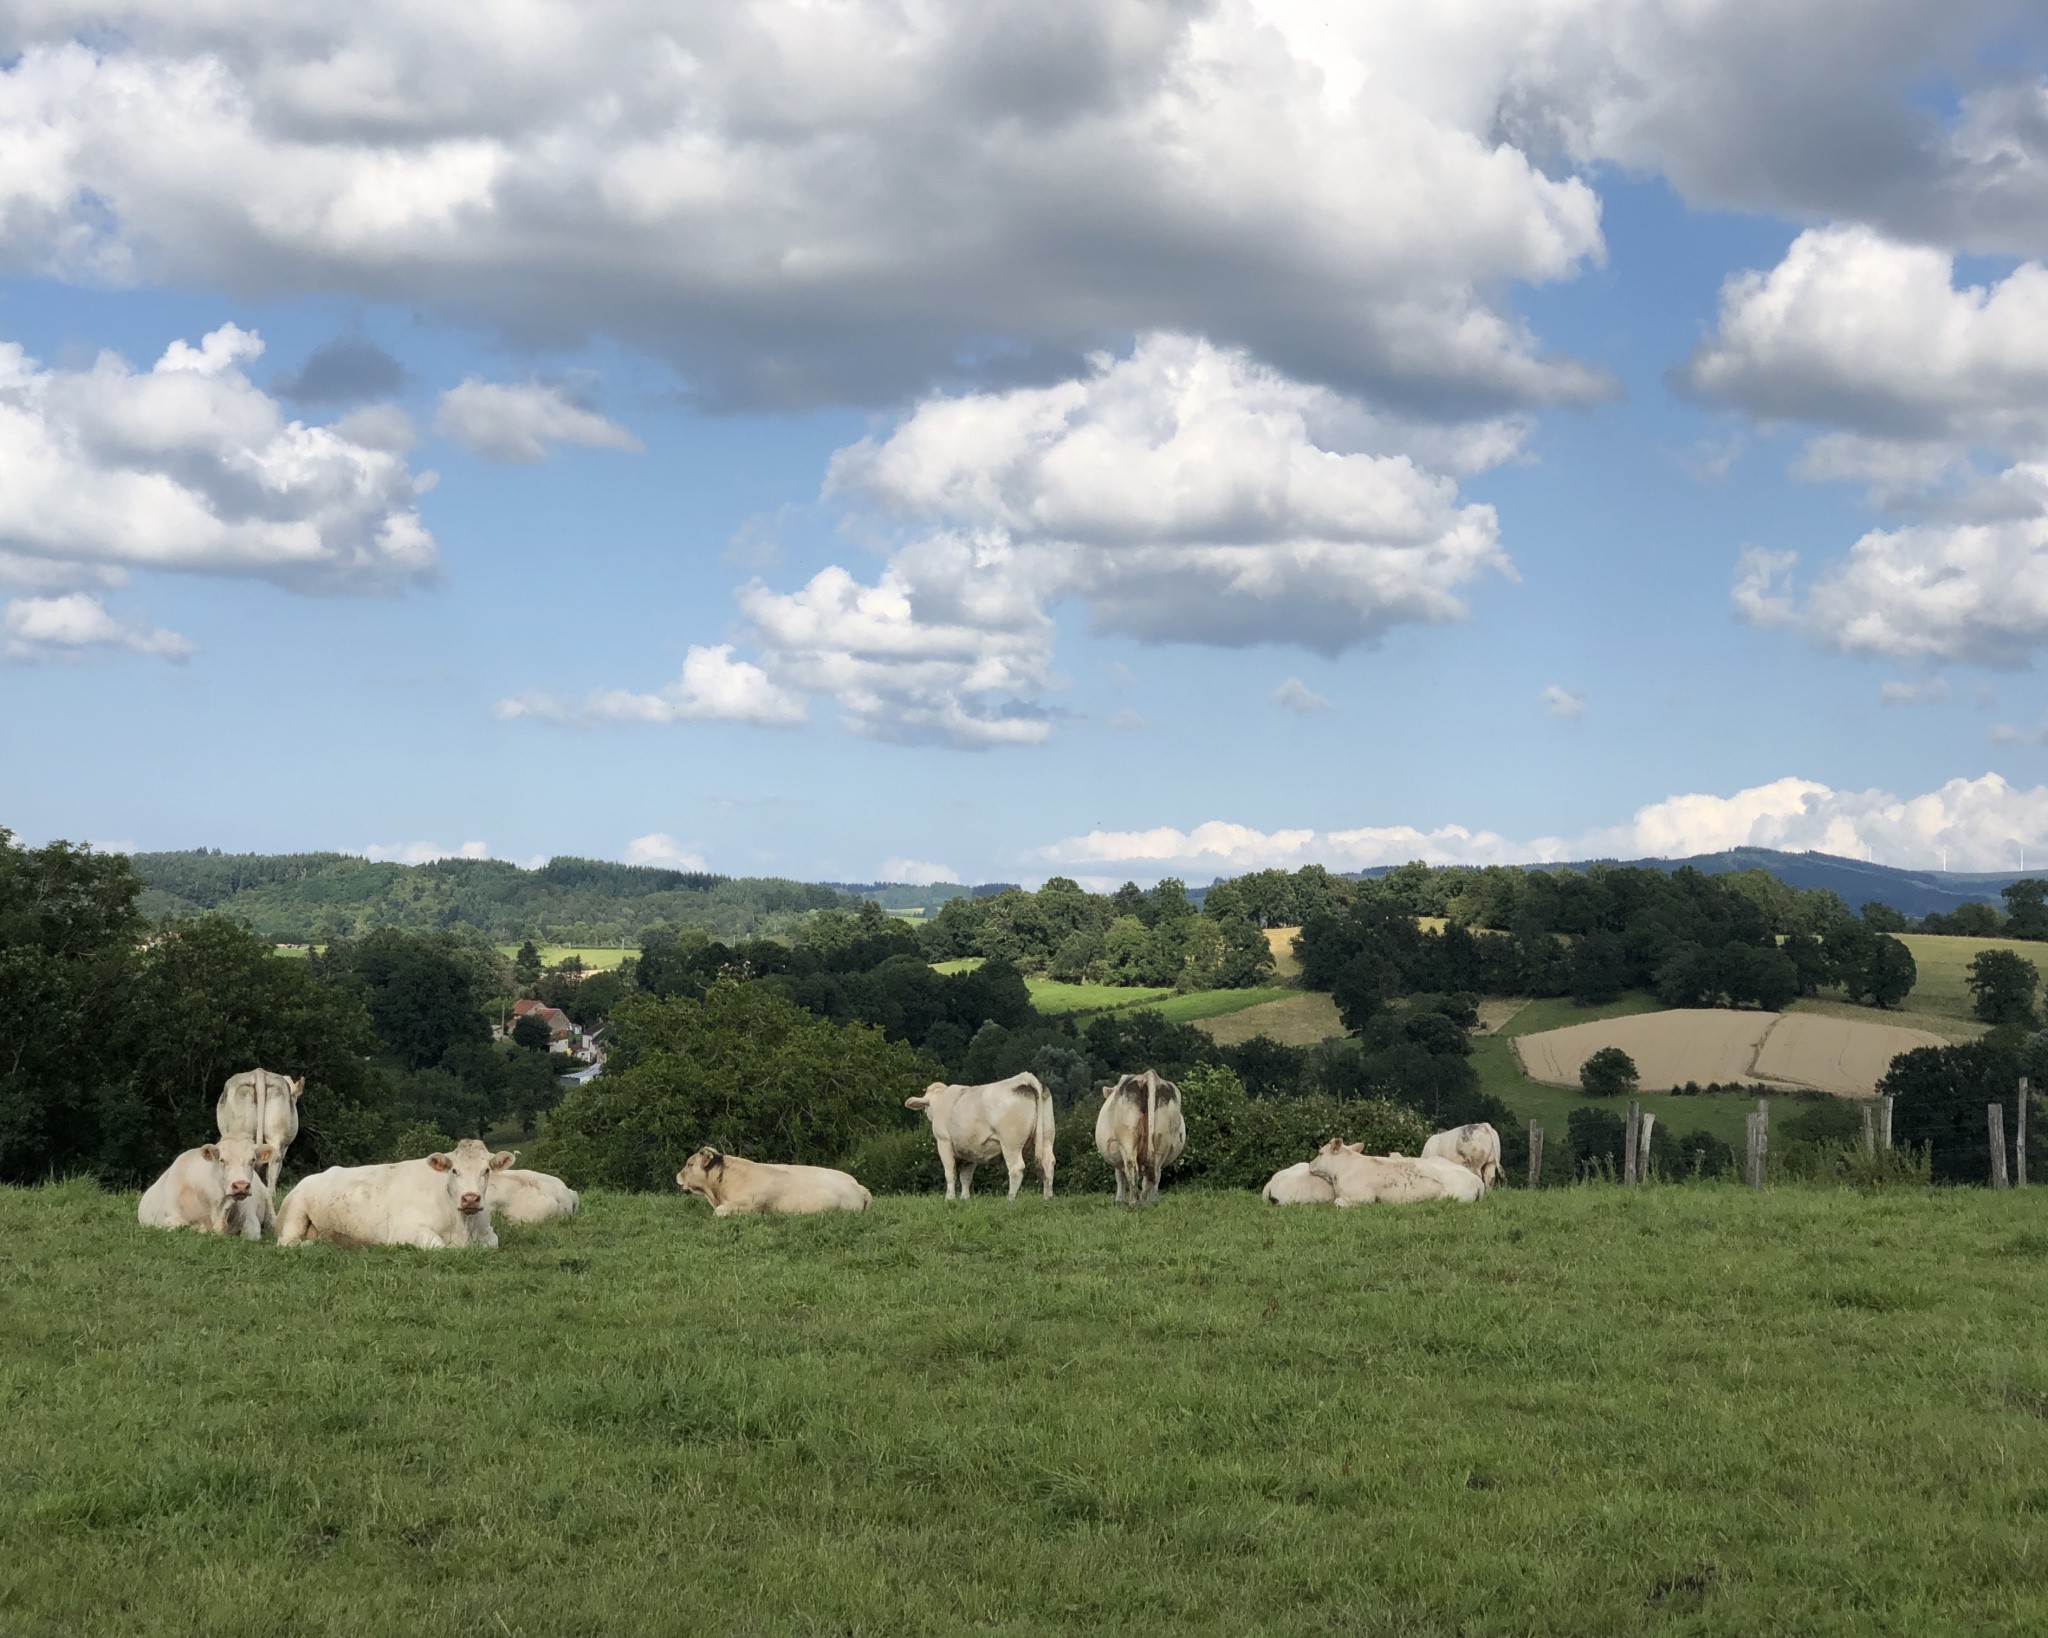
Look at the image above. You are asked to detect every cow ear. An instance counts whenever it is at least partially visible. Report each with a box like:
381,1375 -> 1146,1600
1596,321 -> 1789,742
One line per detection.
200,1144 -> 219,1162
290,1078 -> 306,1099
905,1096 -> 929,1110
491,1150 -> 516,1170
427,1152 -> 453,1172
255,1145 -> 274,1164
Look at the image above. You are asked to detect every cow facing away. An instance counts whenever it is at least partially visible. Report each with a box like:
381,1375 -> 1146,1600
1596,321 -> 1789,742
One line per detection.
675,1149 -> 871,1216
1094,1069 -> 1186,1206
905,1072 -> 1055,1200
1420,1121 -> 1503,1188
275,1139 -> 515,1249
1308,1141 -> 1486,1206
216,1068 -> 305,1189
137,1137 -> 277,1239
1261,1161 -> 1335,1205
488,1168 -> 580,1224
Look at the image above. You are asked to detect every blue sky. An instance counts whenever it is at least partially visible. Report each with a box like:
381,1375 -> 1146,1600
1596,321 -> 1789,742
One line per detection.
5,4 -> 2048,885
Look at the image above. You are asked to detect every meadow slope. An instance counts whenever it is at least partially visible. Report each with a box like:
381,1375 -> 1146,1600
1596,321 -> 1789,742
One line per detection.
5,1186 -> 2048,1635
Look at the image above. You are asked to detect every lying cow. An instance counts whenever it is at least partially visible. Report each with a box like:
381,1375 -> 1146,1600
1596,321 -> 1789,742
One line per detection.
1308,1140 -> 1486,1206
1421,1121 -> 1503,1188
276,1139 -> 515,1249
675,1148 -> 870,1216
1261,1161 -> 1335,1204
488,1168 -> 580,1224
1094,1069 -> 1186,1206
137,1136 -> 277,1239
905,1072 -> 1056,1200
216,1067 -> 305,1189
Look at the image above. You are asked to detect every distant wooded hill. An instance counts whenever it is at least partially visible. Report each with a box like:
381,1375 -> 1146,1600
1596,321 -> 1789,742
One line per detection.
132,851 -> 854,943
1354,847 -> 2026,920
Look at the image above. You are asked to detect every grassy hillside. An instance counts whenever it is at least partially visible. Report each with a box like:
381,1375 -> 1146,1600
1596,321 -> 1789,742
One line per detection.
5,1185 -> 2048,1634
1898,932 -> 2045,1023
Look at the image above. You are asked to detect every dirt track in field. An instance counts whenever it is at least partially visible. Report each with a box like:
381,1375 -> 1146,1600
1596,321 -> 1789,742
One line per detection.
1512,1009 -> 1945,1097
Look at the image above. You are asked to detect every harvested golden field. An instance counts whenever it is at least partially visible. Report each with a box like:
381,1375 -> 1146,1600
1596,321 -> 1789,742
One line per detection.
1513,1009 -> 1945,1098
1263,926 -> 1302,981
1194,989 -> 1345,1046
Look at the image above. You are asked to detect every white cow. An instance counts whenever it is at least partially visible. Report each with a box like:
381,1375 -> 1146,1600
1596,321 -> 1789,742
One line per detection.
216,1068 -> 305,1189
905,1072 -> 1056,1200
488,1168 -> 580,1224
1421,1121 -> 1503,1188
1094,1069 -> 1186,1206
1261,1161 -> 1335,1204
137,1136 -> 277,1239
1308,1140 -> 1486,1206
675,1148 -> 871,1216
275,1139 -> 515,1249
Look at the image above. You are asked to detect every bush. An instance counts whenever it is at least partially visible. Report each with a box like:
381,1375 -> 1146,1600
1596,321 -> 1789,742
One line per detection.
1172,1065 -> 1428,1192
528,981 -> 934,1190
386,1120 -> 458,1163
1580,1046 -> 1639,1097
843,1127 -> 945,1195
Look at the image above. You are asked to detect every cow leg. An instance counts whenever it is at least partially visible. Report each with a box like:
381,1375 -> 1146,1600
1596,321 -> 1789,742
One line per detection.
1112,1167 -> 1125,1205
958,1162 -> 975,1199
1003,1140 -> 1026,1201
935,1140 -> 960,1201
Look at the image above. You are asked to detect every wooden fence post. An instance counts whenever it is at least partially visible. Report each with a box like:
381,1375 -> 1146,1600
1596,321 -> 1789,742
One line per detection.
2018,1079 -> 2029,1188
1744,1111 -> 1760,1189
1624,1100 -> 1641,1186
1527,1124 -> 1544,1189
1638,1112 -> 1655,1182
1882,1095 -> 1894,1150
1754,1099 -> 1769,1188
1861,1104 -> 1876,1157
1991,1103 -> 2011,1190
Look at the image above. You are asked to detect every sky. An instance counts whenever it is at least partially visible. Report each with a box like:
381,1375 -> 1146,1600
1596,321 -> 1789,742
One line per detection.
7,2 -> 2048,887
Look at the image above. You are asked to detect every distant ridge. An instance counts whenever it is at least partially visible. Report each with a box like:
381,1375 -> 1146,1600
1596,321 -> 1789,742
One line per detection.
1359,847 -> 2030,920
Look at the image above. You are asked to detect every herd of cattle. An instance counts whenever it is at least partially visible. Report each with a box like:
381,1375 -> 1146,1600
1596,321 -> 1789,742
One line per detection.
136,1066 -> 1505,1248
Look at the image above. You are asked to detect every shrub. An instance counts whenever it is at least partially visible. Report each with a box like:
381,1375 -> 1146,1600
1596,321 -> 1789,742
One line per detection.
1173,1065 -> 1428,1192
528,981 -> 934,1190
843,1127 -> 945,1195
1580,1046 -> 1639,1097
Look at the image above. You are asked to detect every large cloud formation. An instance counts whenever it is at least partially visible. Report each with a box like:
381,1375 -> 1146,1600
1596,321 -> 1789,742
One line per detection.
1036,772 -> 2048,882
0,322 -> 434,596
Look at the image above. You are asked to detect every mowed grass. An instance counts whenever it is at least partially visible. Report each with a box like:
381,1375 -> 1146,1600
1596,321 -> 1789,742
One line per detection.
1026,978 -> 1173,1014
1898,933 -> 2045,1024
492,944 -> 634,972
6,1186 -> 2048,1635
1195,989 -> 1346,1047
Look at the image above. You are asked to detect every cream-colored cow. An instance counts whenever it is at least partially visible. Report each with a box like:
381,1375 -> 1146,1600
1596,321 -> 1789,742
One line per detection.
1308,1140 -> 1486,1206
275,1139 -> 514,1249
1093,1069 -> 1186,1206
905,1072 -> 1056,1200
675,1149 -> 870,1216
488,1168 -> 580,1224
1260,1160 -> 1335,1204
137,1136 -> 277,1239
1420,1121 -> 1503,1188
215,1068 -> 305,1189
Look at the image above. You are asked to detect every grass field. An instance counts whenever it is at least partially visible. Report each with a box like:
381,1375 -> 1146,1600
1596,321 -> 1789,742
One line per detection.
1194,990 -> 1346,1046
1899,933 -> 2044,1023
493,944 -> 634,972
6,1184 -> 2048,1635
1026,978 -> 1174,1015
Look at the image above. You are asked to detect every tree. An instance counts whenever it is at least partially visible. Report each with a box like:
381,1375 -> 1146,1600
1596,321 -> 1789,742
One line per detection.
529,981 -> 932,1189
514,939 -> 543,985
1881,1033 -> 2032,1183
1967,948 -> 2040,1027
1863,934 -> 1917,1009
1860,901 -> 1910,933
512,1012 -> 555,1052
2004,879 -> 2048,941
1580,1046 -> 1639,1097
1567,1105 -> 1626,1173
315,929 -> 491,1072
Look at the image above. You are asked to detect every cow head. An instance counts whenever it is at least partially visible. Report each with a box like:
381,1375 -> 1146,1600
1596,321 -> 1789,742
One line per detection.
676,1147 -> 726,1202
428,1139 -> 515,1215
212,1136 -> 270,1200
904,1082 -> 954,1121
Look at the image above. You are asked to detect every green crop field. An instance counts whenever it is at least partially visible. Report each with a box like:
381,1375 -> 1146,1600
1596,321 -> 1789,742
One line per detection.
493,944 -> 634,972
5,1184 -> 2048,1635
1025,978 -> 1174,1014
1139,985 -> 1297,1024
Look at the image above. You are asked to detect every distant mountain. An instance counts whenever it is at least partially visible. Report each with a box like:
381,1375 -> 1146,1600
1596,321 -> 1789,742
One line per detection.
1358,847 -> 2030,920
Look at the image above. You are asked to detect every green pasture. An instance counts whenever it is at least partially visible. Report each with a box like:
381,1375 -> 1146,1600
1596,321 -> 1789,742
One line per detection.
494,944 -> 633,972
5,1184 -> 2048,1635
1898,933 -> 2043,1023
1141,985 -> 1297,1024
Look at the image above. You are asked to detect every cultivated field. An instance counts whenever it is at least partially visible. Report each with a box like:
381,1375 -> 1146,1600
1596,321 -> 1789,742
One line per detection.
1899,933 -> 2046,1023
5,1185 -> 2048,1635
1263,925 -> 1302,980
1194,989 -> 1345,1046
493,944 -> 633,972
1514,1009 -> 1945,1097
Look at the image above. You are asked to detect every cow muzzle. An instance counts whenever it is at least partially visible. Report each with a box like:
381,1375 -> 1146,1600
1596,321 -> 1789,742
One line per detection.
228,1181 -> 251,1198
459,1193 -> 483,1213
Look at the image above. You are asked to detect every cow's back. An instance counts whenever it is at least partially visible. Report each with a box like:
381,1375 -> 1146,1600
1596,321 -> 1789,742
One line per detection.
1262,1161 -> 1333,1204
719,1158 -> 869,1214
280,1160 -> 456,1246
491,1169 -> 579,1223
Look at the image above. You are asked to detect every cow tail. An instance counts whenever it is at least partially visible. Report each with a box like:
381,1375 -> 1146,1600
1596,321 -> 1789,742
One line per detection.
1143,1069 -> 1161,1203
1034,1077 -> 1056,1198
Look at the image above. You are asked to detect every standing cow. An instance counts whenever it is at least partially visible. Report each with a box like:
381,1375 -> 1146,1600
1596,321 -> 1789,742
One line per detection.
1094,1069 -> 1186,1206
1421,1121 -> 1503,1188
276,1139 -> 515,1249
216,1068 -> 305,1189
905,1072 -> 1056,1200
137,1136 -> 277,1239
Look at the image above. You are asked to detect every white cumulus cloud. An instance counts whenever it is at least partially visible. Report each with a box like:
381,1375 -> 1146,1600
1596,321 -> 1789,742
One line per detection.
625,833 -> 709,871
1271,678 -> 1332,713
1034,773 -> 2048,881
881,858 -> 960,886
0,323 -> 434,594
363,840 -> 490,864
434,379 -> 642,465
495,644 -> 806,728
4,592 -> 195,663
1541,684 -> 1585,721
